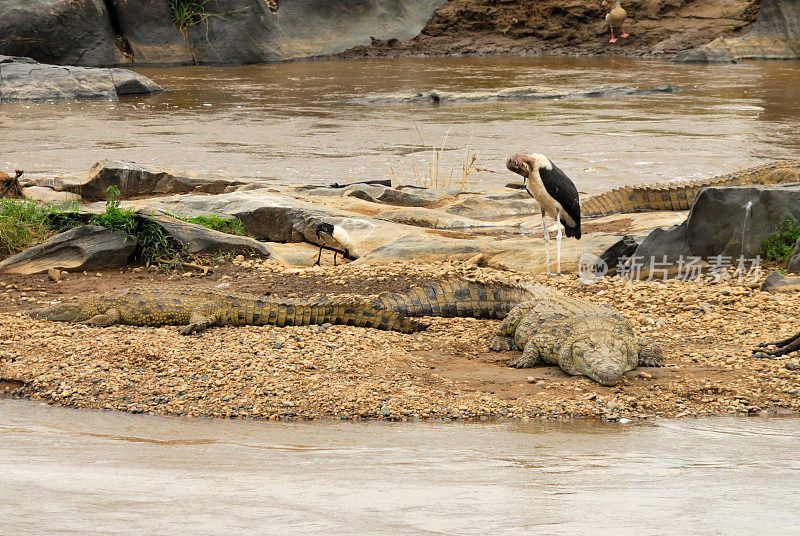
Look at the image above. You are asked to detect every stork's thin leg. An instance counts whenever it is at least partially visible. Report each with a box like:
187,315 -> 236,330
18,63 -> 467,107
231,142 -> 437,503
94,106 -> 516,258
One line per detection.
314,246 -> 323,266
609,28 -> 617,43
541,210 -> 552,276
556,214 -> 562,275
333,250 -> 338,266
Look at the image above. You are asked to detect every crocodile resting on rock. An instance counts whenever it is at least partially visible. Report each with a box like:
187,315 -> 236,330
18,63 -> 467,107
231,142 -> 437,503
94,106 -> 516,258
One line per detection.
582,159 -> 800,217
31,279 -> 663,386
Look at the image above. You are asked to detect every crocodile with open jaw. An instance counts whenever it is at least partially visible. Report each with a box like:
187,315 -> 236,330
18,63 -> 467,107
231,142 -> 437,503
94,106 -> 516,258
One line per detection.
581,159 -> 800,217
31,279 -> 663,386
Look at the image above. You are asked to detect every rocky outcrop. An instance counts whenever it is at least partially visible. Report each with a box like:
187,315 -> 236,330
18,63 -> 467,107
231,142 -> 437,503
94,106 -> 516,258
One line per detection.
598,235 -> 639,275
632,183 -> 800,276
761,271 -> 800,292
0,0 -> 446,67
350,85 -> 676,104
0,55 -> 162,102
582,159 -> 800,217
788,239 -> 800,274
0,0 -> 124,66
0,225 -> 135,275
672,0 -> 800,62
21,160 -> 243,200
21,186 -> 81,206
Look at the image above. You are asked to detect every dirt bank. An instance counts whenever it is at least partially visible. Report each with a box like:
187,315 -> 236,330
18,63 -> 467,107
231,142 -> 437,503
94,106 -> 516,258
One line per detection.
334,0 -> 761,59
1,259 -> 798,421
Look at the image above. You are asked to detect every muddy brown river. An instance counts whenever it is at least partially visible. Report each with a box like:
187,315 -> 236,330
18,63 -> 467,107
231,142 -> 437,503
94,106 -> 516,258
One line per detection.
3,57 -> 800,533
1,400 -> 798,535
2,57 -> 799,194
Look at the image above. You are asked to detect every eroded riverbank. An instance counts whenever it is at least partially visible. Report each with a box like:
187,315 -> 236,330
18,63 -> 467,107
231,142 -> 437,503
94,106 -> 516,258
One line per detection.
2,261 -> 798,421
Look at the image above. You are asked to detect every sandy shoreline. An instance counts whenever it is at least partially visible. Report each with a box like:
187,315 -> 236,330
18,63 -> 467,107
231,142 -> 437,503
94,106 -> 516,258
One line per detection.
1,260 -> 798,422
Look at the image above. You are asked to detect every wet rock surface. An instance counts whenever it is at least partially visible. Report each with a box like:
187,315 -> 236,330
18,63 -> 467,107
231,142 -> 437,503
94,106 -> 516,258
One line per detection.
350,85 -> 677,104
0,225 -> 135,275
0,56 -> 162,102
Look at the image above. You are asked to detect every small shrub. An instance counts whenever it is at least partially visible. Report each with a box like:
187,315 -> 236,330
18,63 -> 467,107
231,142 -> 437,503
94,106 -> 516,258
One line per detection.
760,217 -> 800,263
169,0 -> 208,32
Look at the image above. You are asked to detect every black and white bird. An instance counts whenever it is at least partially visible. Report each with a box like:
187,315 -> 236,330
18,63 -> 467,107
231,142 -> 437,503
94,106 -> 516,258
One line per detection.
506,153 -> 581,275
313,222 -> 357,266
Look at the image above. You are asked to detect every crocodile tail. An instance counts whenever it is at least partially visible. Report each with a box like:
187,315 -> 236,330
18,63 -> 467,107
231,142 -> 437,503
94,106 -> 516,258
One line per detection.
271,298 -> 426,334
373,279 -> 529,319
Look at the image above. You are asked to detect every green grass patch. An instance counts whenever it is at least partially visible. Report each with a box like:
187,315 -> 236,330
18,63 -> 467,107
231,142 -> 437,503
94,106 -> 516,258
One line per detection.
183,214 -> 246,236
0,198 -> 56,256
760,216 -> 800,263
0,186 -> 250,266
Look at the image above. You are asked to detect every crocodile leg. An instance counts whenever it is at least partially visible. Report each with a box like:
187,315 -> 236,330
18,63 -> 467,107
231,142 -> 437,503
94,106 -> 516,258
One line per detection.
508,340 -> 543,368
754,331 -> 800,357
81,308 -> 121,327
179,309 -> 220,335
489,301 -> 536,351
637,338 -> 664,366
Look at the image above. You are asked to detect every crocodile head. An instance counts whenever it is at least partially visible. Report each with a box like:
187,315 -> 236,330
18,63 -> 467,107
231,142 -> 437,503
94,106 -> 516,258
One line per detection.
561,333 -> 636,386
29,301 -> 91,323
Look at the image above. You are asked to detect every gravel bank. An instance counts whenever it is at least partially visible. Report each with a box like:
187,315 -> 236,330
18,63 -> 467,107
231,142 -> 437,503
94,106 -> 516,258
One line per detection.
1,260 -> 798,421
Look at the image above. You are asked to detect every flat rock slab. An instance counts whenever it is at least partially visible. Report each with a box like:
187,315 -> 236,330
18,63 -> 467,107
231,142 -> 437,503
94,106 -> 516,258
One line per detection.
0,55 -> 162,102
142,211 -> 284,260
761,271 -> 800,292
22,186 -> 81,206
24,160 -> 244,200
349,85 -> 676,104
0,225 -> 135,275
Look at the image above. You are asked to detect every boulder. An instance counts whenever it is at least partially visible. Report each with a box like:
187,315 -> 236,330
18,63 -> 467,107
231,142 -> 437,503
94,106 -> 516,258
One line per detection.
0,56 -> 162,102
631,221 -> 693,277
686,184 -> 800,259
671,0 -> 800,62
788,239 -> 800,274
761,271 -> 800,292
0,0 -> 123,66
25,161 -> 243,200
599,235 -> 639,275
634,184 -> 800,278
0,225 -> 135,275
141,211 -> 283,260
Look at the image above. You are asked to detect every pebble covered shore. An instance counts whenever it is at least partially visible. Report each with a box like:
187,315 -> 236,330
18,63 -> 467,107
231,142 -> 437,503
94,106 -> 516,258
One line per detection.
1,259 -> 799,421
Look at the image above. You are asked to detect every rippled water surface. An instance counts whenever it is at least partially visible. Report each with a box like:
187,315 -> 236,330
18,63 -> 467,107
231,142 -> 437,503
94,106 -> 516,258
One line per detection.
2,57 -> 799,194
1,400 -> 798,535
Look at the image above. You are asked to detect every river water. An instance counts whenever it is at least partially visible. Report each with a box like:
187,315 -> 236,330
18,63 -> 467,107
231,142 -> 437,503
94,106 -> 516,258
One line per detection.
2,57 -> 799,194
1,400 -> 798,535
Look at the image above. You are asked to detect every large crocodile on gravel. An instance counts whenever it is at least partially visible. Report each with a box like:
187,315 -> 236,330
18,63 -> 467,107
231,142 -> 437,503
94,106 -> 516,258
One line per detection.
582,159 -> 800,217
30,287 -> 424,335
373,279 -> 663,386
31,280 -> 663,385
